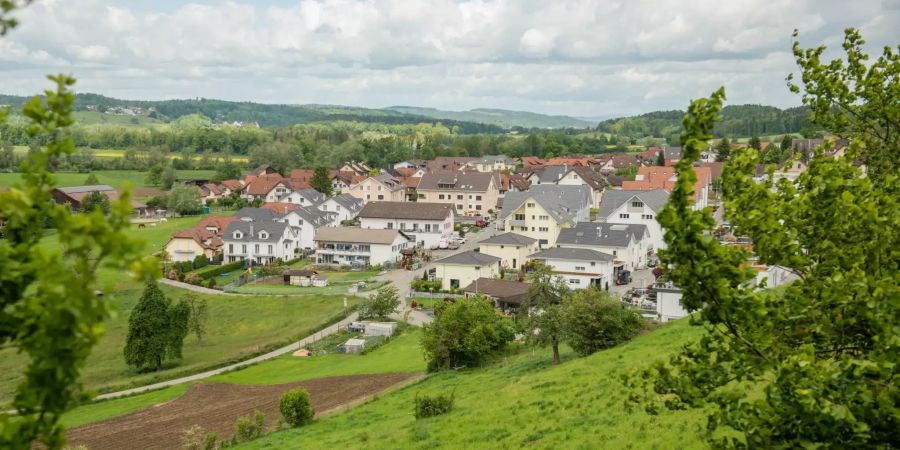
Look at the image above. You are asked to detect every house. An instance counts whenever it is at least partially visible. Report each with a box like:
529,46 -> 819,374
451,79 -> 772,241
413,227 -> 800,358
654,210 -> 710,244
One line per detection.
337,161 -> 372,176
516,156 -> 545,168
247,164 -> 278,177
331,171 -> 356,194
431,250 -> 502,291
478,232 -> 538,270
556,222 -> 651,273
468,155 -> 517,172
347,174 -> 407,203
499,185 -> 592,248
314,227 -> 411,266
164,216 -> 238,262
597,154 -> 640,174
51,185 -> 147,215
424,156 -> 478,172
416,172 -> 501,216
317,194 -> 364,224
197,183 -> 223,205
596,189 -> 669,251
242,174 -> 293,202
221,216 -> 300,265
279,188 -> 326,207
280,206 -> 337,249
358,201 -> 454,249
638,147 -> 662,163
288,169 -> 315,189
219,179 -> 244,196
621,165 -> 710,210
527,247 -> 615,290
525,165 -> 608,208
653,281 -> 687,322
463,278 -> 530,313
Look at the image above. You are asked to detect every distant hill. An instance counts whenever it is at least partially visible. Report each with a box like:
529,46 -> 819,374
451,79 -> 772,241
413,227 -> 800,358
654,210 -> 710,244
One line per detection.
596,104 -> 816,140
386,106 -> 594,129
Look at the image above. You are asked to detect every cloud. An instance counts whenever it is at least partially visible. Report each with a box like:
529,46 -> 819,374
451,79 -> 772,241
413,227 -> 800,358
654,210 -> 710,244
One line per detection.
0,0 -> 896,117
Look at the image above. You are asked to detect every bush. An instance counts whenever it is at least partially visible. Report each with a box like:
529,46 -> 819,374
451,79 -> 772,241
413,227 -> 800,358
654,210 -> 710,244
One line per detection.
411,280 -> 441,292
205,278 -> 216,289
198,260 -> 243,280
184,272 -> 201,285
562,288 -> 645,357
279,388 -> 314,427
414,392 -> 454,419
193,254 -> 209,270
180,425 -> 218,450
357,286 -> 401,320
233,410 -> 266,443
422,295 -> 515,371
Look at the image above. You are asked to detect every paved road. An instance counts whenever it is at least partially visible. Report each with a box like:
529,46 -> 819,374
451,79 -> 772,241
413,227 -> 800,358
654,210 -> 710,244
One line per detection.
159,278 -> 249,295
95,311 -> 359,401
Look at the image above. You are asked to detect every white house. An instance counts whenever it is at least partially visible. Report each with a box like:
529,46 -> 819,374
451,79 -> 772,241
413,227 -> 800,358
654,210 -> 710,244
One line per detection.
597,189 -> 669,252
357,201 -> 454,249
431,250 -> 502,291
241,176 -> 293,202
222,216 -> 300,265
527,247 -> 615,290
280,207 -> 337,250
556,222 -> 651,271
314,227 -> 411,266
478,232 -> 538,270
468,155 -> 517,172
499,185 -> 592,248
525,166 -> 607,208
347,174 -> 407,203
317,194 -> 364,224
279,188 -> 326,207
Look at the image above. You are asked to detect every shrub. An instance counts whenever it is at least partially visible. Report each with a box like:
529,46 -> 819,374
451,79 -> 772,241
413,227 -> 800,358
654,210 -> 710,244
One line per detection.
192,254 -> 209,270
562,288 -> 644,356
357,286 -> 401,320
422,295 -> 515,371
410,300 -> 418,309
233,410 -> 266,443
184,272 -> 201,285
279,388 -> 314,427
411,280 -> 441,292
181,425 -> 218,450
205,278 -> 216,289
198,260 -> 243,280
414,392 -> 454,419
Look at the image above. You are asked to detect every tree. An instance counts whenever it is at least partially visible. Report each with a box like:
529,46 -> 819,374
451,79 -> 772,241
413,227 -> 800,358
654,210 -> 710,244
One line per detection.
279,388 -> 314,427
562,288 -> 643,356
310,166 -> 333,196
123,280 -> 190,372
747,136 -> 761,150
421,295 -> 515,371
184,293 -> 209,343
358,286 -> 400,319
715,138 -> 730,162
83,173 -> 99,185
788,28 -> 898,182
144,164 -> 164,186
629,81 -> 898,446
166,183 -> 202,215
0,140 -> 18,170
161,164 -> 177,190
655,149 -> 665,166
0,75 -> 148,448
779,134 -> 793,152
519,262 -> 569,365
213,160 -> 242,182
80,190 -> 110,215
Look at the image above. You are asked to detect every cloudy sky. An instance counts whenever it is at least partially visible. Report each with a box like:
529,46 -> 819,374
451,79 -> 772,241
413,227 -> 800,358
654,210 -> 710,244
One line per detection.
1,0 -> 897,118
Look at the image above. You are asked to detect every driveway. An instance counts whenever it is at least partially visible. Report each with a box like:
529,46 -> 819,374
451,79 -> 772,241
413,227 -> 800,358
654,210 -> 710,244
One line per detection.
610,267 -> 657,295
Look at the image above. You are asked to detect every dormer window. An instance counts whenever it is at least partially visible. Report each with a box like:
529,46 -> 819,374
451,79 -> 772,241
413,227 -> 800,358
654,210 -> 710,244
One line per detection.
233,231 -> 243,239
259,231 -> 269,239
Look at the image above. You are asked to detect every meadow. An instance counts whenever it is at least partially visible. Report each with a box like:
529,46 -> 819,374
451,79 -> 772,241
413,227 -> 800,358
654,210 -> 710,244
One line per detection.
0,169 -> 217,189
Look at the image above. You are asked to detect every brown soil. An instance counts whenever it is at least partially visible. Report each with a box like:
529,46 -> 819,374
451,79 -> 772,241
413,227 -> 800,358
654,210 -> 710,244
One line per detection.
67,373 -> 418,450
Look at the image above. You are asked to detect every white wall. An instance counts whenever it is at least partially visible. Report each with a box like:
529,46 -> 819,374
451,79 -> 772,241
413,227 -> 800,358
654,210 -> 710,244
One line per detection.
359,214 -> 453,249
529,257 -> 613,290
223,228 -> 299,264
656,289 -> 687,322
601,203 -> 665,252
558,236 -> 648,270
318,198 -> 359,223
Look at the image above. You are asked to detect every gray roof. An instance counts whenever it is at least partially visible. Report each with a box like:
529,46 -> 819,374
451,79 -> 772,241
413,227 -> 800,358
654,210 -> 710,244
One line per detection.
233,207 -> 279,222
223,219 -> 288,243
663,147 -> 683,160
358,201 -> 454,220
417,172 -> 497,192
500,185 -> 592,223
57,184 -> 115,193
556,222 -> 648,248
597,189 -> 669,218
529,247 -> 614,262
435,250 -> 501,266
534,166 -> 570,183
288,206 -> 335,227
476,155 -> 513,164
288,188 -> 326,205
314,227 -> 409,244
328,194 -> 363,212
480,232 -> 537,246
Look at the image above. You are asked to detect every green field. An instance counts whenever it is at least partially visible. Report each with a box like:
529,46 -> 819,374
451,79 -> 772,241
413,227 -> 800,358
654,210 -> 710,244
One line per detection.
237,319 -> 706,450
0,169 -> 216,190
0,286 -> 357,405
61,328 -> 424,427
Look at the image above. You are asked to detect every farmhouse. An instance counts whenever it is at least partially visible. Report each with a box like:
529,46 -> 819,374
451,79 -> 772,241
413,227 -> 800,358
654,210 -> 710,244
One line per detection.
431,250 -> 502,291
314,227 -> 411,266
165,216 -> 237,262
358,201 -> 454,249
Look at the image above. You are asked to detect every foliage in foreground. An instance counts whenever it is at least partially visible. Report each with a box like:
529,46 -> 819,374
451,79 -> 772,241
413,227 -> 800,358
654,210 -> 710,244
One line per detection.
628,29 -> 898,448
279,388 -> 314,428
421,295 -> 515,371
414,392 -> 454,419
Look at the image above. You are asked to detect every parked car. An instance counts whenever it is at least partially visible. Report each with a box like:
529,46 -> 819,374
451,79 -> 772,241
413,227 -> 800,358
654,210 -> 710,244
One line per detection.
448,241 -> 460,250
647,257 -> 659,268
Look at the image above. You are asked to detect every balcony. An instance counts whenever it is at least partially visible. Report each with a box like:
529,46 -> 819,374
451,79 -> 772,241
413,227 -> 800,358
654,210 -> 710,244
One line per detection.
507,219 -> 527,227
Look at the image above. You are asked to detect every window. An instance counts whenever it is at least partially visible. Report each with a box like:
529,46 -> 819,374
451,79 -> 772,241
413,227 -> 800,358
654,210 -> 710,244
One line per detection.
527,202 -> 535,208
540,215 -> 549,220
619,213 -> 630,219
632,201 -> 643,208
475,205 -> 482,211
234,231 -> 242,239
425,223 -> 432,232
259,232 -> 268,239
514,214 -> 525,220
590,261 -> 596,266
387,222 -> 393,229
568,279 -> 580,284
439,194 -> 445,200
377,195 -> 384,200
228,244 -> 233,253
642,214 -> 654,220
400,222 -> 406,230
268,245 -> 273,254
612,250 -> 617,256
476,195 -> 482,201
255,244 -> 260,253
539,227 -> 549,232
241,244 -> 247,254
457,204 -> 463,210
366,194 -> 371,200
457,195 -> 463,200
575,266 -> 585,271
468,195 -> 473,200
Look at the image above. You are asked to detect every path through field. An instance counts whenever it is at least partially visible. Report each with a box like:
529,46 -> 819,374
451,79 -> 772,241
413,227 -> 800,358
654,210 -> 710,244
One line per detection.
67,373 -> 419,450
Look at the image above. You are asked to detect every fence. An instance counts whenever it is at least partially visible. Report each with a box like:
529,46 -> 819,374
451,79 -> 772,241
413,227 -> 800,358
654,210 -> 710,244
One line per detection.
409,291 -> 466,299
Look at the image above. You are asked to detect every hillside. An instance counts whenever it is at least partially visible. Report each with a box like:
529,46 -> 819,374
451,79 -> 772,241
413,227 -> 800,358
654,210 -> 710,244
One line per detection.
597,104 -> 816,140
237,319 -> 707,449
386,106 -> 594,129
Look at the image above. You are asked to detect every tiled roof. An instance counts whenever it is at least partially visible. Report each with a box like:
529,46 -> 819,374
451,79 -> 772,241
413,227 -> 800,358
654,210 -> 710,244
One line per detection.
480,232 -> 537,246
417,172 -> 497,192
314,227 -> 409,244
244,174 -> 290,196
358,201 -> 454,220
500,185 -> 592,223
556,222 -> 648,248
529,247 -> 614,262
597,189 -> 670,218
260,202 -> 301,214
434,250 -> 501,266
463,278 -> 530,303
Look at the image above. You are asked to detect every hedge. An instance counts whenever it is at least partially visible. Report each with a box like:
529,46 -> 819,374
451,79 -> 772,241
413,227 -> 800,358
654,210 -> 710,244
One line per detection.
198,260 -> 244,280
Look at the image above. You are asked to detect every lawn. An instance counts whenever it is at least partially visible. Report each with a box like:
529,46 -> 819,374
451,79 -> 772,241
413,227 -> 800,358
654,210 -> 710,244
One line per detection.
0,285 -> 358,406
237,319 -> 708,450
0,169 -> 216,189
61,327 -> 424,427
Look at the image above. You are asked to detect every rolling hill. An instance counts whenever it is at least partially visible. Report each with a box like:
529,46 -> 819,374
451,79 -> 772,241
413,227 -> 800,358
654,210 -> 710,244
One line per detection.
386,106 -> 594,129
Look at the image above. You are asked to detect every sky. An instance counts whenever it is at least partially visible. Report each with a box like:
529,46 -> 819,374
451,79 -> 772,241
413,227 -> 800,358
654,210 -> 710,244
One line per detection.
0,0 -> 897,119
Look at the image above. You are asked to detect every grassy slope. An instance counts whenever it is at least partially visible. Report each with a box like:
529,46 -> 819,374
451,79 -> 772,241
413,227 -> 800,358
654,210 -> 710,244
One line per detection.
240,320 -> 707,450
0,169 -> 216,189
61,329 -> 425,428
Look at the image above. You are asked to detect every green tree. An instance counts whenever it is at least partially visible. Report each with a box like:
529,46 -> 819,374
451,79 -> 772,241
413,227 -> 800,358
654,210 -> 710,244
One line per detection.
519,262 -> 569,365
310,166 -> 333,196
80,190 -> 110,215
213,160 -> 242,182
0,75 -> 148,449
715,138 -> 730,162
747,135 -> 761,150
421,295 -> 515,371
184,292 -> 209,343
279,388 -> 314,427
0,140 -> 18,169
83,173 -> 100,185
358,286 -> 400,319
166,183 -> 202,215
655,149 -> 665,166
562,288 -> 644,357
629,82 -> 898,446
779,134 -> 793,152
161,164 -> 177,190
788,28 -> 899,182
145,164 -> 164,186
123,281 -> 190,372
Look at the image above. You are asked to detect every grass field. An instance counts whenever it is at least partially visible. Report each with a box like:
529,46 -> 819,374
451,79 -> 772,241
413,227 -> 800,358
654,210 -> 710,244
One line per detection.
0,169 -> 216,189
237,319 -> 707,450
61,328 -> 424,428
0,286 -> 358,406
11,145 -> 250,163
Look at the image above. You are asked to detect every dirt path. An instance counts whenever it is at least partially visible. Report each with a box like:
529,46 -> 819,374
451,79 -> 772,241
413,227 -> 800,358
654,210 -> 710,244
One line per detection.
67,373 -> 419,450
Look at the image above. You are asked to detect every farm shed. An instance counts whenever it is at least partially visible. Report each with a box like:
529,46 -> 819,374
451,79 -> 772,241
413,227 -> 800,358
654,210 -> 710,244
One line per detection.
364,322 -> 398,337
283,269 -> 320,286
341,338 -> 367,354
